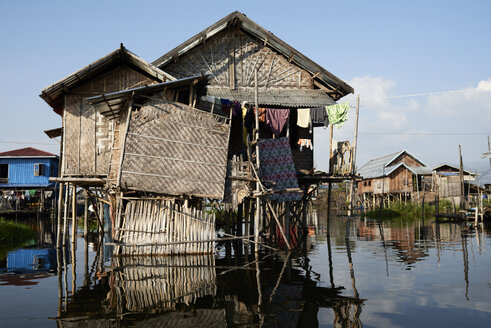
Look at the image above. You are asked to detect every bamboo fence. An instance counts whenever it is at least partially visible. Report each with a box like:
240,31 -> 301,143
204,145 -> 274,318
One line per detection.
114,198 -> 216,256
111,255 -> 216,313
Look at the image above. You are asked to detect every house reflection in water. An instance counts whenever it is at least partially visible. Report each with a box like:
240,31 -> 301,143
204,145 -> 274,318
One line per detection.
55,241 -> 365,327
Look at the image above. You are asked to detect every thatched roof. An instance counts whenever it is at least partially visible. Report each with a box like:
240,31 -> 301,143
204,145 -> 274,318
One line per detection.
40,45 -> 175,115
152,11 -> 353,100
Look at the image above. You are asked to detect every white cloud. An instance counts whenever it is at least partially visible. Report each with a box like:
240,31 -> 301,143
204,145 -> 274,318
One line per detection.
315,76 -> 491,172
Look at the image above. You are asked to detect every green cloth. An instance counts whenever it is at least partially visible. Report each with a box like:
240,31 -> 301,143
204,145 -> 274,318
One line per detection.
326,103 -> 350,128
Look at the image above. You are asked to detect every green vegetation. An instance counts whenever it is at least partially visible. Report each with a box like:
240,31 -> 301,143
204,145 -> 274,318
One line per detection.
365,200 -> 453,221
0,218 -> 37,259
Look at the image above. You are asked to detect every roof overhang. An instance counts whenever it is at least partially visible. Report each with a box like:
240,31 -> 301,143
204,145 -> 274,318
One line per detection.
86,75 -> 208,120
206,87 -> 336,107
44,127 -> 62,139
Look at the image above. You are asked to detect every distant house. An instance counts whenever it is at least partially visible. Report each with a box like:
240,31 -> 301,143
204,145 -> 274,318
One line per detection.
357,150 -> 432,204
0,147 -> 59,211
432,164 -> 476,203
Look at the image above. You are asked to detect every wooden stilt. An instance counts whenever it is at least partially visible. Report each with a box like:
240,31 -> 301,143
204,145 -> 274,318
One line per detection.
84,190 -> 88,239
62,184 -> 69,246
71,185 -> 76,245
56,182 -> 64,248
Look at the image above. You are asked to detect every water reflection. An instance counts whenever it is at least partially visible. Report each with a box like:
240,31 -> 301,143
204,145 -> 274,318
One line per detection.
0,210 -> 490,327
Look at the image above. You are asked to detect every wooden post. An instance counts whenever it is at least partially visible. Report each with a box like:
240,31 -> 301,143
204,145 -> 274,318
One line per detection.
56,183 -> 64,248
254,68 -> 260,253
285,203 -> 290,246
71,185 -> 76,245
475,171 -> 479,226
84,190 -> 88,239
329,124 -> 334,174
327,183 -> 332,237
62,184 -> 69,246
421,181 -> 425,222
348,95 -> 360,216
459,145 -> 465,211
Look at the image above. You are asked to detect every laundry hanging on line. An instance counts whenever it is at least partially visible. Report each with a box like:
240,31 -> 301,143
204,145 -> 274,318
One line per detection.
297,108 -> 311,129
266,108 -> 290,138
326,102 -> 350,128
297,138 -> 312,151
310,106 -> 330,127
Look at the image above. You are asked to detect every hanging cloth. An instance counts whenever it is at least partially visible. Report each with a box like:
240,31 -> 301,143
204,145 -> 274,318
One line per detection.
297,108 -> 311,128
257,107 -> 267,123
244,107 -> 255,136
297,138 -> 312,151
310,106 -> 329,127
326,103 -> 350,128
266,108 -> 290,138
220,99 -> 231,115
232,101 -> 241,117
242,104 -> 249,145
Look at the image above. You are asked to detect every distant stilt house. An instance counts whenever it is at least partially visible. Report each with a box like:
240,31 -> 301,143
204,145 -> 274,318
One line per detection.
40,12 -> 355,254
432,164 -> 477,205
0,147 -> 59,212
357,150 -> 432,208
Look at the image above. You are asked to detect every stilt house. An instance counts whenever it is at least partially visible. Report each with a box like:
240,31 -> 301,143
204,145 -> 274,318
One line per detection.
40,12 -> 354,254
357,150 -> 432,205
432,164 -> 476,203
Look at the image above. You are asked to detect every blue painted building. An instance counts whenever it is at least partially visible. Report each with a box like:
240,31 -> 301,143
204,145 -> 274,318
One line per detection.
0,147 -> 59,189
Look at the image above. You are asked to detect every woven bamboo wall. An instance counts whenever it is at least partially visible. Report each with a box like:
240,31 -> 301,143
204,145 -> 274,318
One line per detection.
62,66 -> 158,177
114,199 -> 216,256
111,255 -> 216,313
120,99 -> 231,199
163,29 -> 314,90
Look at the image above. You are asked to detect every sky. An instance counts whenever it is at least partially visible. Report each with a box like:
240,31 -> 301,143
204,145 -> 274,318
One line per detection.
1,0 -> 490,178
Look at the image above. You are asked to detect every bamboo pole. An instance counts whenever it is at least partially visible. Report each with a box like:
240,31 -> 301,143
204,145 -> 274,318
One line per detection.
62,183 -> 69,247
459,145 -> 465,211
254,67 -> 260,253
56,183 -> 64,248
71,185 -> 76,245
348,95 -> 360,216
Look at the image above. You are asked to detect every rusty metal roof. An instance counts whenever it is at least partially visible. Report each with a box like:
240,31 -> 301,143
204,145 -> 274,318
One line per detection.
206,87 -> 336,107
0,147 -> 58,158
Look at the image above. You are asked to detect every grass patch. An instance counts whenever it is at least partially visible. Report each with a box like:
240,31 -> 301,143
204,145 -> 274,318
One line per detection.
365,201 -> 451,221
0,218 -> 37,259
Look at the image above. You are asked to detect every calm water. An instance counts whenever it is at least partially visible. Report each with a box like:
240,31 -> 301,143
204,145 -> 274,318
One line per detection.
1,211 -> 490,327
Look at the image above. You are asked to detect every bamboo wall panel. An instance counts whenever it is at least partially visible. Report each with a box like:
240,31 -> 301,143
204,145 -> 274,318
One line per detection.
62,66 -> 159,177
164,29 -> 314,90
79,100 -> 96,174
114,199 -> 216,256
120,99 -> 230,199
63,95 -> 81,175
111,255 -> 216,314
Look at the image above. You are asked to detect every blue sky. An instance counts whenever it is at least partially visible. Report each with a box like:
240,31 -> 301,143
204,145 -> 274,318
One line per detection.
1,0 -> 490,176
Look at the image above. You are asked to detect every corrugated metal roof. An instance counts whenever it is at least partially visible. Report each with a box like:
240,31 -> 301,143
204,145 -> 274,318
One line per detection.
207,87 -> 336,107
152,11 -> 353,100
0,147 -> 57,158
357,152 -> 400,179
358,150 -> 431,179
40,45 -> 175,114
